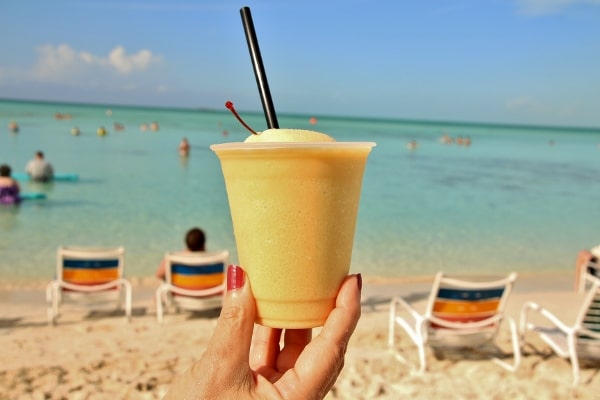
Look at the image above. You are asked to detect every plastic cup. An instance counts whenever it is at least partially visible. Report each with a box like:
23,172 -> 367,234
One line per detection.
211,141 -> 375,328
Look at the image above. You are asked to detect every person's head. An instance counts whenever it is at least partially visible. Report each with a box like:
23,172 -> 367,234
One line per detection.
185,228 -> 206,251
0,164 -> 11,177
36,151 -> 44,159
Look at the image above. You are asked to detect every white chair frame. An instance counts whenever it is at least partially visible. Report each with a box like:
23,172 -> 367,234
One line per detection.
520,273 -> 600,386
388,272 -> 520,373
155,250 -> 228,323
46,246 -> 132,325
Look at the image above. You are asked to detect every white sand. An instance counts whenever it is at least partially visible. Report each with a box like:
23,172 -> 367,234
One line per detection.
1,272 -> 598,399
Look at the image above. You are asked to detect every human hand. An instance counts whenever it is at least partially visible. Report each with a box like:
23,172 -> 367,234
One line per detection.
164,265 -> 362,400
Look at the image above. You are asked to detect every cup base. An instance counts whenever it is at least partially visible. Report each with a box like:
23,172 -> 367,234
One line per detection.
255,297 -> 336,329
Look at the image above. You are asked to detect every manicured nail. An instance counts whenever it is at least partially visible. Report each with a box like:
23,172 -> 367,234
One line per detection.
356,273 -> 363,291
227,265 -> 245,291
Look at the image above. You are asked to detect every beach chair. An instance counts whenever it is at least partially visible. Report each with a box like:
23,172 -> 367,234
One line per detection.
46,246 -> 132,325
388,272 -> 520,373
155,250 -> 228,323
520,273 -> 600,386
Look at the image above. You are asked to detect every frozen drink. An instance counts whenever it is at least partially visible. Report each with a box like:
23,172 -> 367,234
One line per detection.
211,129 -> 374,328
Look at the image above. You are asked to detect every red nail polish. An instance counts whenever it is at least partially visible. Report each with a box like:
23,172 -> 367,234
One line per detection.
227,265 -> 245,291
356,273 -> 363,291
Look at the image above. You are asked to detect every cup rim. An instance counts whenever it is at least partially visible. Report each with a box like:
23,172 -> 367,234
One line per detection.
210,142 -> 376,151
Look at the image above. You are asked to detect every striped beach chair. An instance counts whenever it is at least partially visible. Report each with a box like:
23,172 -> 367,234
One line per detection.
520,273 -> 600,385
46,246 -> 132,325
388,272 -> 520,373
155,250 -> 228,323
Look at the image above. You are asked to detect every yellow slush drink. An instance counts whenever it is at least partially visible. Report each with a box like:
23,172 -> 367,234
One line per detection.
211,129 -> 375,328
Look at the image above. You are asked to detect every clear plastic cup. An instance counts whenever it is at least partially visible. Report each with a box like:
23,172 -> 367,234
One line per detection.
211,141 -> 375,328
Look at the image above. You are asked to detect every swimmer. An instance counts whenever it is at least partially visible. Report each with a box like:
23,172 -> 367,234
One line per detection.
178,137 -> 190,156
439,133 -> 453,145
406,139 -> 418,151
8,121 -> 19,133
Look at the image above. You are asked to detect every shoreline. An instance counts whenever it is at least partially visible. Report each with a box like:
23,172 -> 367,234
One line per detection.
0,268 -> 573,290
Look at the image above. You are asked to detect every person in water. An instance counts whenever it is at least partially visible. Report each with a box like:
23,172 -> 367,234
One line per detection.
25,151 -> 54,182
0,164 -> 21,205
178,137 -> 190,156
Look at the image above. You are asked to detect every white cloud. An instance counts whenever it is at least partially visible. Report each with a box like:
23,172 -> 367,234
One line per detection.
32,44 -> 162,82
516,0 -> 600,15
108,46 -> 157,74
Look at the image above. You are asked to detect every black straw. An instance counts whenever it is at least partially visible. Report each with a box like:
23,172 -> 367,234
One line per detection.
240,6 -> 279,129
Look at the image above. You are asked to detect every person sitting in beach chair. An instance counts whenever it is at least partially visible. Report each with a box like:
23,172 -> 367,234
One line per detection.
575,245 -> 600,293
156,227 -> 206,280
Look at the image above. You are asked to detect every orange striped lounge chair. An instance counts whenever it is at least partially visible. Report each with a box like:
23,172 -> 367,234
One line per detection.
388,272 -> 520,372
46,246 -> 132,325
155,250 -> 228,323
520,273 -> 600,385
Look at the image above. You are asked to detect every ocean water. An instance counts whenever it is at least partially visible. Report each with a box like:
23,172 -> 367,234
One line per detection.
1,99 -> 600,283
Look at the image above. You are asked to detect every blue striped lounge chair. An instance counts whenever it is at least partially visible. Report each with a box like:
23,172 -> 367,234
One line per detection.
520,273 -> 600,385
46,246 -> 132,325
155,250 -> 228,323
388,272 -> 520,373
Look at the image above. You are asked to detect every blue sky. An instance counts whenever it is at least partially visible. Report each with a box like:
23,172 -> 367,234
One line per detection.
1,0 -> 599,127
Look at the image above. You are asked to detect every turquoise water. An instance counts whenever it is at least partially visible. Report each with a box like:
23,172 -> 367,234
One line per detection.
1,99 -> 600,283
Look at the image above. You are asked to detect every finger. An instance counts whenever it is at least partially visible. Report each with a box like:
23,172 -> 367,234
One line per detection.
165,265 -> 257,399
275,274 -> 362,400
250,325 -> 282,371
276,329 -> 312,372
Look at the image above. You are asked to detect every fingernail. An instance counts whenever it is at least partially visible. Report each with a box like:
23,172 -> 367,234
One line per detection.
227,265 -> 245,291
356,273 -> 363,291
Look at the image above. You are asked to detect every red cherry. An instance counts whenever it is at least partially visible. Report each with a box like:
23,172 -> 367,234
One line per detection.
225,101 -> 257,135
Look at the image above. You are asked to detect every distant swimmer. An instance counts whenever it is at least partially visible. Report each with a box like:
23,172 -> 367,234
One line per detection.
25,151 -> 54,182
179,137 -> 190,156
0,164 -> 21,205
8,121 -> 19,133
140,123 -> 149,131
113,122 -> 125,131
309,117 -> 318,125
406,139 -> 418,151
54,113 -> 72,120
97,126 -> 107,136
70,126 -> 81,136
150,121 -> 160,131
439,133 -> 453,145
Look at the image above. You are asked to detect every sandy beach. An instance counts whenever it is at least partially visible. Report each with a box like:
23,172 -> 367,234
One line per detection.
1,271 -> 599,399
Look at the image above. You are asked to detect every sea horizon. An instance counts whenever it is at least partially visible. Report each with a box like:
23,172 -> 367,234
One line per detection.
3,97 -> 599,134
